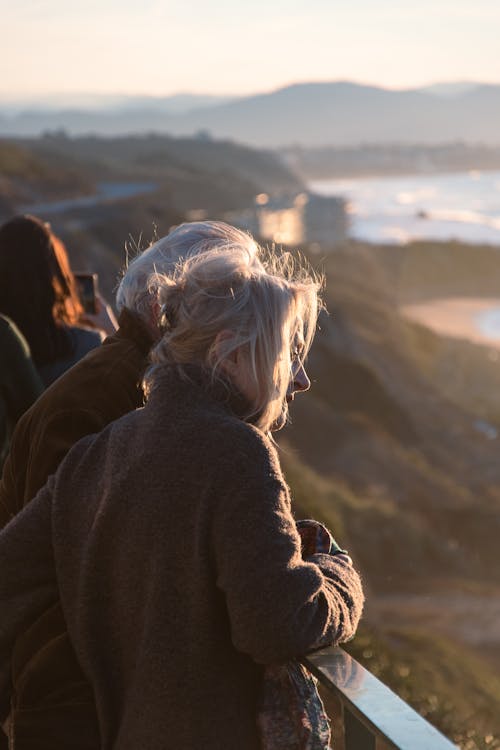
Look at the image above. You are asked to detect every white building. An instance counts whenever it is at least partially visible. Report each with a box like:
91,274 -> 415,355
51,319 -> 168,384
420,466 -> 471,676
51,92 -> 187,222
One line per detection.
227,191 -> 348,247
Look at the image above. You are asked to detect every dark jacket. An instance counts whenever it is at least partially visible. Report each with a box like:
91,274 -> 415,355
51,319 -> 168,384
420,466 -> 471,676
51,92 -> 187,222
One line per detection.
0,365 -> 364,750
37,325 -> 105,388
0,308 -> 153,749
0,308 -> 152,525
0,315 -> 43,468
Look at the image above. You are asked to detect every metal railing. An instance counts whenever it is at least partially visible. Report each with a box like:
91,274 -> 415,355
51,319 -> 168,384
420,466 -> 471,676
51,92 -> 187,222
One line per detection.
302,647 -> 458,750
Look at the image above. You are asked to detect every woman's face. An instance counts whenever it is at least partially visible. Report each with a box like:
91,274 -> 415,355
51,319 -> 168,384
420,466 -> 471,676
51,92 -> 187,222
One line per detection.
230,327 -> 311,431
286,333 -> 311,403
273,331 -> 311,431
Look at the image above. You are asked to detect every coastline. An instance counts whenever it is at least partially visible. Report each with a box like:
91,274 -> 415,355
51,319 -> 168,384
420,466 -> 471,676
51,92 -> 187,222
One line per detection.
309,170 -> 500,246
401,297 -> 500,350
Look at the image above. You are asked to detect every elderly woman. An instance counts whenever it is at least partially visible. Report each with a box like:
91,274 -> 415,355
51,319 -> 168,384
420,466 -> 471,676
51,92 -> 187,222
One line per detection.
0,236 -> 363,749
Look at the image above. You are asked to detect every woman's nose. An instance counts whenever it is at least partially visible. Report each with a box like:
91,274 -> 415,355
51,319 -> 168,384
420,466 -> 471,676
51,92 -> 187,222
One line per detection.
292,364 -> 311,393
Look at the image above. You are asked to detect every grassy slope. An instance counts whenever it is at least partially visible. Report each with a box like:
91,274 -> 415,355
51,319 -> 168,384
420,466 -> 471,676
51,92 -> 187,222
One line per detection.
370,241 -> 500,421
0,139 -> 94,209
282,451 -> 500,749
345,626 -> 500,749
277,240 -> 500,748
13,133 -> 303,214
0,133 -> 302,300
282,242 -> 500,579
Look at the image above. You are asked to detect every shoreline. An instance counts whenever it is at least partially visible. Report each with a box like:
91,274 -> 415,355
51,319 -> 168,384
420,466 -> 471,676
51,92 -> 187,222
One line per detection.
401,297 -> 500,350
309,170 -> 500,246
308,166 -> 500,182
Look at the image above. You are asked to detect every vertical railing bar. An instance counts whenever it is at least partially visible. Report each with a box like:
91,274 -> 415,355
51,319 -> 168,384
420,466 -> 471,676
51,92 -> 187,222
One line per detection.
344,704 -> 377,750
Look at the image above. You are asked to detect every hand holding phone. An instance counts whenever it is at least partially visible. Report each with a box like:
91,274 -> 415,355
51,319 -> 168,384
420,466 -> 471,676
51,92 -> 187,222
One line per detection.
75,272 -> 98,315
75,272 -> 118,335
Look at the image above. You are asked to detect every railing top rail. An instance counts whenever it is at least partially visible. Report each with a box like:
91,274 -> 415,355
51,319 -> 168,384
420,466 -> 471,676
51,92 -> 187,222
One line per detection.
302,647 -> 458,750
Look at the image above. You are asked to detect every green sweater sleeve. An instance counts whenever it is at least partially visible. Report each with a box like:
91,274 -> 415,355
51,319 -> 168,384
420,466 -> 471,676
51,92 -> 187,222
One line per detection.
0,316 -> 43,467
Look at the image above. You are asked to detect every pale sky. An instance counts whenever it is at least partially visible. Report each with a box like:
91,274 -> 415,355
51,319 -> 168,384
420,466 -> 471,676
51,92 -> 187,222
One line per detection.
1,0 -> 500,98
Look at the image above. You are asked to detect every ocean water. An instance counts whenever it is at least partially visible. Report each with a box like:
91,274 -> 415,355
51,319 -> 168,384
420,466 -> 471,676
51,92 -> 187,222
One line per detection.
309,170 -> 500,246
476,307 -> 500,340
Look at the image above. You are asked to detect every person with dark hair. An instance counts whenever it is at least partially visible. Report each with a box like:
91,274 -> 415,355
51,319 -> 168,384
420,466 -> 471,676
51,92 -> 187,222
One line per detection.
0,315 -> 42,467
0,215 -> 112,386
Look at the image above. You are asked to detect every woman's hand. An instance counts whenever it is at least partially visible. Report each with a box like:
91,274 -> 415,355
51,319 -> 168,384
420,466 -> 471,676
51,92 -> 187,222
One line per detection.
332,551 -> 353,566
296,519 -> 350,561
82,292 -> 118,336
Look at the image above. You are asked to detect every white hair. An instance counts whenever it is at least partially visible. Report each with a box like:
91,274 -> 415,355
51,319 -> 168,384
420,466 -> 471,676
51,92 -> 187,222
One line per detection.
115,221 -> 260,324
145,243 -> 321,433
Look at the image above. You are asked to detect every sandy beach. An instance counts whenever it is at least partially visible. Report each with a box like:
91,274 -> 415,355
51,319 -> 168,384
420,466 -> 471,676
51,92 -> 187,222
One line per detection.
401,297 -> 500,349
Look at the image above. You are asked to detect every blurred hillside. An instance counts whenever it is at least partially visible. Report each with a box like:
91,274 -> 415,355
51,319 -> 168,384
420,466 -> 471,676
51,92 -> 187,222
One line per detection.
0,133 -> 302,213
0,140 -> 94,212
283,143 -> 500,179
282,241 -> 500,584
0,133 -> 302,299
278,240 -> 500,748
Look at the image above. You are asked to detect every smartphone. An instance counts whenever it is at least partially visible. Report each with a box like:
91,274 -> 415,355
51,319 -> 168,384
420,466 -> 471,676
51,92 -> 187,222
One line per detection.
74,272 -> 98,315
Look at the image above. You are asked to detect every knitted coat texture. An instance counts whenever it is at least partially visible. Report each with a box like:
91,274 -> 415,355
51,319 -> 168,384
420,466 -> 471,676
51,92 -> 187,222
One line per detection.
0,365 -> 364,750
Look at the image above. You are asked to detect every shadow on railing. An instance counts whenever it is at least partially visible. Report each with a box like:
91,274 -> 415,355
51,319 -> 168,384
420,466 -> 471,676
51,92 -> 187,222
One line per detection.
302,647 -> 458,750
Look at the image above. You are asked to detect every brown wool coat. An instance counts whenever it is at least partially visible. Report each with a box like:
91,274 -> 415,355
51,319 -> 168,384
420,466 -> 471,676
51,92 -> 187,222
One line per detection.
0,365 -> 364,750
0,308 -> 153,524
0,308 -> 153,748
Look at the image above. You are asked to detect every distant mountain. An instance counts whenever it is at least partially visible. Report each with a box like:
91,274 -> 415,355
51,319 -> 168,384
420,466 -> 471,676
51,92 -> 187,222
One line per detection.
417,82 -> 482,97
0,92 -> 237,116
1,81 -> 500,147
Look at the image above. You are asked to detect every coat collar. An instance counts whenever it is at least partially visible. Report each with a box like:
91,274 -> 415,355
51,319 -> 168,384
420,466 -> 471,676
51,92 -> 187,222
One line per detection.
147,363 -> 256,424
106,308 -> 156,357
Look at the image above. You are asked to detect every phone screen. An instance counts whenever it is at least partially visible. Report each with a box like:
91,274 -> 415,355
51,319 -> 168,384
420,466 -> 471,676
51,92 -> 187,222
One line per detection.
75,273 -> 98,315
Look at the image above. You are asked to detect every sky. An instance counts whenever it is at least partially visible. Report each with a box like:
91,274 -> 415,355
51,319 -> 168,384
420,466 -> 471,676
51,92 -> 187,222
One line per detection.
1,0 -> 500,99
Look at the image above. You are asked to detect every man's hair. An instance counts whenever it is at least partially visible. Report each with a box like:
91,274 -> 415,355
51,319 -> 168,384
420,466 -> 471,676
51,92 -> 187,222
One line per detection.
145,240 -> 321,433
115,221 -> 260,324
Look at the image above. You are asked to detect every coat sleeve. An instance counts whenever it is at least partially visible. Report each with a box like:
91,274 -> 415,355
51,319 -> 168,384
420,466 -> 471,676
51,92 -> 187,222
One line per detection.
211,425 -> 364,665
0,407 -> 104,527
0,482 -> 57,721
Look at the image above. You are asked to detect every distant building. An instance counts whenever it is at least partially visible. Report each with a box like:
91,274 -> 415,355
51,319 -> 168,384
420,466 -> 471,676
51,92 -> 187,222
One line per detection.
255,193 -> 307,245
302,192 -> 349,245
227,191 -> 348,247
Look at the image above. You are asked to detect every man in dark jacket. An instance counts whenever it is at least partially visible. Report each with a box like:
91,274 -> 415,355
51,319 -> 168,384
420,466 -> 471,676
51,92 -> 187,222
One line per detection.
0,220 -> 260,748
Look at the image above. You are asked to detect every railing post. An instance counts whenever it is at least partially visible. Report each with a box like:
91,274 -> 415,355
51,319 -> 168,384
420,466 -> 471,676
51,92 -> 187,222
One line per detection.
344,706 -> 376,750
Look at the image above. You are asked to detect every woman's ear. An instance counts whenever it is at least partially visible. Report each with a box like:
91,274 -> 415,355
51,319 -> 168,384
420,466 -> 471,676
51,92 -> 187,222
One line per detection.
213,330 -> 239,376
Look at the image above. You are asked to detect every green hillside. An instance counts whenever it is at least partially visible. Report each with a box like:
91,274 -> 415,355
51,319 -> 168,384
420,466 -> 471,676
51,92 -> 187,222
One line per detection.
0,139 -> 94,210
282,453 -> 500,748
0,133 -> 302,300
278,240 -> 500,748
10,133 -> 303,214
